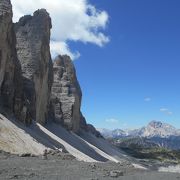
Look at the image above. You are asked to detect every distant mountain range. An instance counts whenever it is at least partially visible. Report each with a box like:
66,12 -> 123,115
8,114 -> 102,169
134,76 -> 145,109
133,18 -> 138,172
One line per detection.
98,121 -> 180,150
98,121 -> 180,139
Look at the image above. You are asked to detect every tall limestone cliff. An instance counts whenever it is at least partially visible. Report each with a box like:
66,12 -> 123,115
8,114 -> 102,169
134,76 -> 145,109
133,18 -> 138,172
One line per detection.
51,55 -> 101,136
15,9 -> 53,124
0,0 -> 30,123
0,0 -> 100,137
51,55 -> 82,132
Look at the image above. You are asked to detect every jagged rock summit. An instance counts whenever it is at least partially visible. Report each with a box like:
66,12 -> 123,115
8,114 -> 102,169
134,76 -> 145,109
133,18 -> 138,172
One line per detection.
99,120 -> 180,139
51,55 -> 101,136
15,9 -> 53,125
140,120 -> 180,138
0,0 -> 100,134
0,0 -> 142,167
51,55 -> 82,132
0,0 -> 106,160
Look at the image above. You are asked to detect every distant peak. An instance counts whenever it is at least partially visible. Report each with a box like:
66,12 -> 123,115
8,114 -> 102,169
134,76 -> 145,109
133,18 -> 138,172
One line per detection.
148,120 -> 163,128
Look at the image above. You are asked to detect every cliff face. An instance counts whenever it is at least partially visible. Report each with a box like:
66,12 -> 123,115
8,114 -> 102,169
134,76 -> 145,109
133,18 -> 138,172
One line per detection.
15,10 -> 53,124
0,0 -> 100,137
51,55 -> 101,136
0,0 -> 30,124
0,0 -> 15,111
51,55 -> 82,133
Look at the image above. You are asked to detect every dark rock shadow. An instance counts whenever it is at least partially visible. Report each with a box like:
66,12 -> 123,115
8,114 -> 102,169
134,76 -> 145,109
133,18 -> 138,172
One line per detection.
46,123 -> 108,162
2,115 -> 108,162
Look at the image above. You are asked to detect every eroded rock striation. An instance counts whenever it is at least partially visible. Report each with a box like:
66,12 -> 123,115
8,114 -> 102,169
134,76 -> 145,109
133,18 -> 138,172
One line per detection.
51,55 -> 101,136
0,0 -> 30,123
0,0 -> 100,137
15,9 -> 53,124
51,55 -> 82,132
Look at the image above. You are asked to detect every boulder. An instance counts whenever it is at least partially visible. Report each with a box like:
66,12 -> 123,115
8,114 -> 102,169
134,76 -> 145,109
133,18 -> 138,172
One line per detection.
109,170 -> 124,178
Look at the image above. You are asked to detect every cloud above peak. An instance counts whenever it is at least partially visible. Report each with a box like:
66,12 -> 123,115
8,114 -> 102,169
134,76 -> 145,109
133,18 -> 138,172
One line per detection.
160,108 -> 173,116
11,0 -> 109,60
105,118 -> 119,124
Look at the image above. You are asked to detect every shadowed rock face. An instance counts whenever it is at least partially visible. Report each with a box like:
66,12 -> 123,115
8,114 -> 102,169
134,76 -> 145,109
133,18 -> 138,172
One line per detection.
15,9 -> 53,124
0,0 -> 31,124
0,0 -> 15,110
51,55 -> 82,133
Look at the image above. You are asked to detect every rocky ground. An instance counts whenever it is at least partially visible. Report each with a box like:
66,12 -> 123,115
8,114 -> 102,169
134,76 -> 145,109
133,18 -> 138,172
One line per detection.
0,151 -> 180,180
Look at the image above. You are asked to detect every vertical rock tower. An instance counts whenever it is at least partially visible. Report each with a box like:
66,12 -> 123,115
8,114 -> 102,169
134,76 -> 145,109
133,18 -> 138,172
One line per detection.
51,55 -> 82,132
15,9 -> 53,124
0,0 -> 100,136
51,55 -> 102,136
0,0 -> 30,123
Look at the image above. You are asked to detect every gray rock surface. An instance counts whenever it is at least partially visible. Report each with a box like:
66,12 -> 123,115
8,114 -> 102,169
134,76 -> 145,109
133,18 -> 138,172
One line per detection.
0,0 -> 30,124
51,55 -> 82,132
51,55 -> 101,135
0,0 -> 16,111
109,170 -> 124,177
0,0 -> 100,136
15,9 -> 53,124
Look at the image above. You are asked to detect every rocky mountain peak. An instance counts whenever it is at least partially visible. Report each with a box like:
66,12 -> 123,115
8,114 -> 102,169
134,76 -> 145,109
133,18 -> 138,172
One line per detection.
0,0 -> 100,137
51,55 -> 82,132
148,121 -> 163,128
50,55 -> 101,135
99,121 -> 180,139
15,8 -> 53,124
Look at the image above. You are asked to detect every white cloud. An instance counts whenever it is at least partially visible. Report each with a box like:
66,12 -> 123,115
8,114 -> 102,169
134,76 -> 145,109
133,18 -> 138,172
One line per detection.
50,41 -> 81,60
160,108 -> 168,112
167,111 -> 173,115
105,118 -> 119,124
11,0 -> 109,60
144,97 -> 151,102
160,108 -> 173,116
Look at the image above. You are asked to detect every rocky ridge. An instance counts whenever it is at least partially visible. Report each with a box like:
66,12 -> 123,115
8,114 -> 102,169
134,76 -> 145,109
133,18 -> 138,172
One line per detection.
15,9 -> 53,125
51,55 -> 82,132
99,121 -> 180,139
0,0 -> 99,135
99,121 -> 180,150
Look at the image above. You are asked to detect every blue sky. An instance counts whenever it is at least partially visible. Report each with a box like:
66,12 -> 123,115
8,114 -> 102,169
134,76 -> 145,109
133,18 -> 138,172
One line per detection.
72,0 -> 180,129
